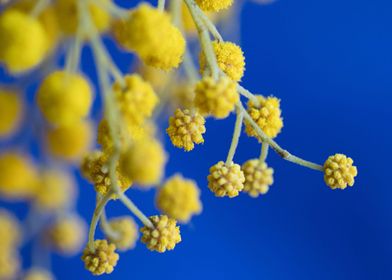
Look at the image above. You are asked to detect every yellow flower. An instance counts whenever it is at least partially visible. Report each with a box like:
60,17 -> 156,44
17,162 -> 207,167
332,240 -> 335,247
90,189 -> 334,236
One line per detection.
0,251 -> 20,280
0,89 -> 23,138
23,268 -> 54,280
324,154 -> 358,190
200,41 -> 245,82
0,152 -> 39,200
34,169 -> 76,211
166,109 -> 206,151
0,10 -> 48,74
11,0 -> 60,52
81,239 -> 119,276
0,209 -> 21,250
242,159 -> 274,197
245,95 -> 283,140
157,174 -> 202,223
107,216 -> 138,252
81,150 -> 132,196
114,74 -> 159,124
208,161 -> 245,198
37,71 -> 93,126
113,4 -> 185,70
196,0 -> 234,12
54,0 -> 111,35
48,215 -> 87,256
194,76 -> 239,119
140,215 -> 181,253
119,138 -> 167,187
47,120 -> 94,162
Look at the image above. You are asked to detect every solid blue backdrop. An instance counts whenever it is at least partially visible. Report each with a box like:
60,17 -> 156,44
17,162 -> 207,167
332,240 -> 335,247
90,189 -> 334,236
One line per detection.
1,0 -> 392,279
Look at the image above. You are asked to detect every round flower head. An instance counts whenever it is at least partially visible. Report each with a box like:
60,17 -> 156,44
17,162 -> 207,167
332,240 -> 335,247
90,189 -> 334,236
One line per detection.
23,268 -> 54,280
0,209 -> 21,249
54,0 -> 111,35
37,71 -> 93,126
0,152 -> 39,200
47,120 -> 94,162
119,138 -> 167,187
0,10 -> 48,74
113,4 -> 185,70
324,154 -> 358,190
242,159 -> 274,197
166,109 -> 206,151
194,76 -> 239,119
208,161 -> 245,198
114,74 -> 159,124
0,89 -> 23,138
0,251 -> 20,280
200,41 -> 245,82
245,95 -> 283,140
81,239 -> 119,276
34,169 -> 76,211
140,215 -> 181,253
11,0 -> 60,52
48,215 -> 86,256
157,174 -> 202,223
81,150 -> 132,196
107,216 -> 138,251
196,0 -> 234,12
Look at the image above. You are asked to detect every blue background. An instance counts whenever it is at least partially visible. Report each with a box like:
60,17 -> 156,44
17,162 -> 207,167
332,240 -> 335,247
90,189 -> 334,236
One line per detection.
1,0 -> 392,279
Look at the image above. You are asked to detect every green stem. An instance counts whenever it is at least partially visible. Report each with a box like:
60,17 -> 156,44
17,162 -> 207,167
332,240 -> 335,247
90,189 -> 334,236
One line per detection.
100,209 -> 119,240
88,193 -> 112,251
158,0 -> 166,11
31,0 -> 50,18
226,107 -> 244,165
184,0 -> 220,79
118,193 -> 154,228
239,102 -> 323,171
260,142 -> 269,162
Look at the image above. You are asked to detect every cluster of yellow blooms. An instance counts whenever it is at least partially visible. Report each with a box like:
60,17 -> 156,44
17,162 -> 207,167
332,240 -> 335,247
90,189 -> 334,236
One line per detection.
0,0 -> 358,277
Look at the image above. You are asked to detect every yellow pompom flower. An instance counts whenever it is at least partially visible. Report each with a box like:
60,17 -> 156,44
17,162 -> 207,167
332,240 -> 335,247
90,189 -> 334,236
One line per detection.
166,109 -> 206,152
119,138 -> 167,187
0,90 -> 23,138
47,120 -> 94,162
81,239 -> 119,276
157,174 -> 202,223
194,76 -> 239,119
34,169 -> 76,211
54,0 -> 111,35
37,71 -> 93,126
114,74 -> 159,124
0,251 -> 20,280
48,215 -> 86,256
324,154 -> 358,190
107,216 -> 138,251
245,95 -> 283,140
242,159 -> 274,197
81,150 -> 132,196
208,161 -> 245,198
0,210 -> 21,249
196,0 -> 234,12
0,152 -> 39,200
23,268 -> 54,280
11,0 -> 60,52
0,10 -> 48,74
113,4 -> 185,70
200,41 -> 245,82
140,215 -> 181,253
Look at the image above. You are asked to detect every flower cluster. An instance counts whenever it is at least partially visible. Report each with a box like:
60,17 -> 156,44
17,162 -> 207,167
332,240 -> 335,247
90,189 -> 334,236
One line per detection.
0,0 -> 359,277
